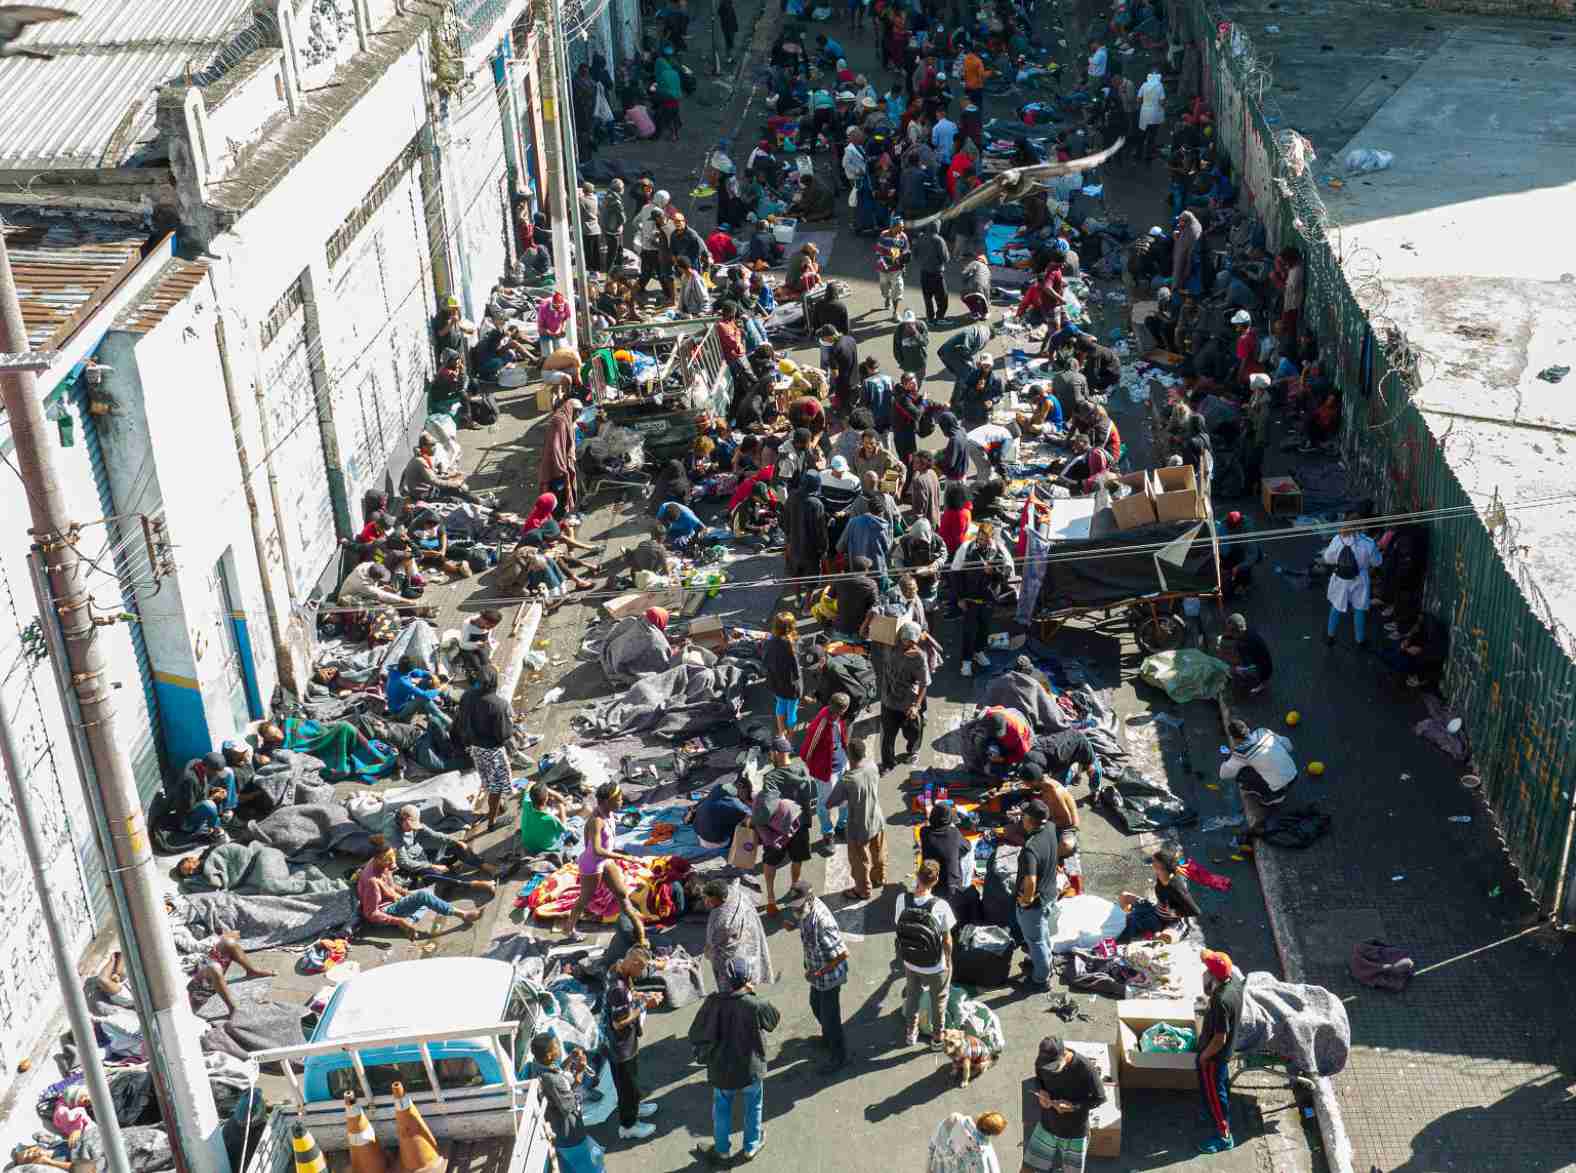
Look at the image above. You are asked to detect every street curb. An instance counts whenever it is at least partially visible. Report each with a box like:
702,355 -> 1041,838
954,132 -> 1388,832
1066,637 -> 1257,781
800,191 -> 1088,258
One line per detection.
1253,843 -> 1356,1173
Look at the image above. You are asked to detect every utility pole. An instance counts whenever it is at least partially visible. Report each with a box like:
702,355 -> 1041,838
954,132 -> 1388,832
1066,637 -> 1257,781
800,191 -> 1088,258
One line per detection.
539,0 -> 579,350
552,11 -> 594,349
0,690 -> 131,1173
0,228 -> 229,1173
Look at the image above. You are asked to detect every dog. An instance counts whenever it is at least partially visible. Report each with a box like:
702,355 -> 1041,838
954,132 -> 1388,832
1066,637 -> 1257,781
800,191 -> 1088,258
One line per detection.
940,1028 -> 994,1086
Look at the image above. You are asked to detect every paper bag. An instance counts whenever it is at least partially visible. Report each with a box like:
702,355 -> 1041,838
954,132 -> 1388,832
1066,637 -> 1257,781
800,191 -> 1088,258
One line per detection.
728,824 -> 759,870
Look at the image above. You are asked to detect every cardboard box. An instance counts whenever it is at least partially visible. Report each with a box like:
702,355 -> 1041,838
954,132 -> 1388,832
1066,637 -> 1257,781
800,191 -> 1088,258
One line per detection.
1066,1041 -> 1122,1159
687,614 -> 728,650
1261,476 -> 1303,517
1116,999 -> 1201,1091
603,589 -> 685,620
880,468 -> 903,496
535,382 -> 556,412
867,613 -> 901,646
1108,471 -> 1157,530
1152,464 -> 1202,522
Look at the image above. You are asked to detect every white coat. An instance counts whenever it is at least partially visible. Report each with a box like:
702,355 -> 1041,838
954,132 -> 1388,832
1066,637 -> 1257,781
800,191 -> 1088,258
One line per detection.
1323,533 -> 1382,612
1138,73 -> 1167,129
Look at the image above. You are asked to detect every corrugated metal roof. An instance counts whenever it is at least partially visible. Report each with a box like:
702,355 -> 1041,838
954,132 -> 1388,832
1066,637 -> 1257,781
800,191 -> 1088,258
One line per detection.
3,217 -> 147,347
113,256 -> 211,335
0,0 -> 254,171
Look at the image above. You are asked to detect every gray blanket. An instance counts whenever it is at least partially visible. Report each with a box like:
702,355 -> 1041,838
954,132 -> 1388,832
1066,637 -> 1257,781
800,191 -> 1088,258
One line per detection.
599,616 -> 677,684
578,662 -> 749,737
199,983 -> 308,1061
987,672 -> 1073,733
179,889 -> 358,951
249,750 -> 336,811
1235,971 -> 1351,1077
245,771 -> 479,859
187,842 -> 343,896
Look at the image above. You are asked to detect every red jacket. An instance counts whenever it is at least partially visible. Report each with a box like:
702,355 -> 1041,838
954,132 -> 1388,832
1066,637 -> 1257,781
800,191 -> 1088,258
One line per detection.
986,706 -> 1033,761
799,706 -> 848,783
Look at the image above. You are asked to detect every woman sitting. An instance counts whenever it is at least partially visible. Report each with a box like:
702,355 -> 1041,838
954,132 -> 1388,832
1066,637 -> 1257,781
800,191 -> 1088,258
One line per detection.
731,481 -> 779,535
780,242 -> 822,301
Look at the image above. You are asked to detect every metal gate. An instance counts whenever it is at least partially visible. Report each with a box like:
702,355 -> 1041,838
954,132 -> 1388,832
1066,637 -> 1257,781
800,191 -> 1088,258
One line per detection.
260,282 -> 339,600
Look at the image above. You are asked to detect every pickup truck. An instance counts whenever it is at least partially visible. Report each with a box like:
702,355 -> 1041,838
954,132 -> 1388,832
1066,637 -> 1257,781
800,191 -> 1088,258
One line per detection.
245,958 -> 553,1173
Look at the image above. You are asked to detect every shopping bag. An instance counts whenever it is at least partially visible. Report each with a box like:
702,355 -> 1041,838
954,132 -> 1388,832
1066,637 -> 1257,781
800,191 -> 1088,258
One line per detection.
728,823 -> 759,869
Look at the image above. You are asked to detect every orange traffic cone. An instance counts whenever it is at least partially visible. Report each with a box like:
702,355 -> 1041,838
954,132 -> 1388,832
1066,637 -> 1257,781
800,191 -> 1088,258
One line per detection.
344,1092 -> 388,1173
290,1121 -> 328,1173
389,1082 -> 442,1173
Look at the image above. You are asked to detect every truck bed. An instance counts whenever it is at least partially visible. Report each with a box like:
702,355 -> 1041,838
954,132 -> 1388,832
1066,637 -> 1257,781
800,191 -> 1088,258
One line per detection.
315,1135 -> 516,1173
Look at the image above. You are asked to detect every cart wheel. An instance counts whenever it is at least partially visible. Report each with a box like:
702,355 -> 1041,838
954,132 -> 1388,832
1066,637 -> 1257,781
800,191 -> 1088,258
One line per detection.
1135,613 -> 1187,653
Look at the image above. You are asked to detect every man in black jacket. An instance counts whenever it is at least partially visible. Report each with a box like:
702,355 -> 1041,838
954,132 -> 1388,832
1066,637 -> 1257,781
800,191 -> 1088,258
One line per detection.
1076,334 -> 1122,392
783,470 -> 828,610
454,664 -> 515,829
914,223 -> 951,322
689,956 -> 781,1165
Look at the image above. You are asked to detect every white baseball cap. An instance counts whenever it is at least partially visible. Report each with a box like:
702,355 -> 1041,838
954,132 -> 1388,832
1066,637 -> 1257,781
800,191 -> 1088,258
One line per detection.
1230,309 -> 1252,325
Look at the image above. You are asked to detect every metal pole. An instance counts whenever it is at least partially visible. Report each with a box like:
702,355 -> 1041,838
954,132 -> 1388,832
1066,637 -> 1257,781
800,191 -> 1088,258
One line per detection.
554,17 -> 595,349
213,313 -> 297,695
540,1 -> 580,350
0,686 -> 131,1173
0,228 -> 229,1173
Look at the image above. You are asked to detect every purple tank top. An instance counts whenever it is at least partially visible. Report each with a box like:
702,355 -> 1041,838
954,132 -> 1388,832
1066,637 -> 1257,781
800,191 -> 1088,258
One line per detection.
579,815 -> 612,874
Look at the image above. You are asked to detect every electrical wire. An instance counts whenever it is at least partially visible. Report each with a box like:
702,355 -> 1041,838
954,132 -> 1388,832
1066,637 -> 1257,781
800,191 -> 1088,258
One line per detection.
295,488 -> 1576,616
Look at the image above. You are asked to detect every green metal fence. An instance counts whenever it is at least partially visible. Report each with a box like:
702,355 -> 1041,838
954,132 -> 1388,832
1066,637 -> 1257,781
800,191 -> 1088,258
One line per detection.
1180,0 -> 1576,920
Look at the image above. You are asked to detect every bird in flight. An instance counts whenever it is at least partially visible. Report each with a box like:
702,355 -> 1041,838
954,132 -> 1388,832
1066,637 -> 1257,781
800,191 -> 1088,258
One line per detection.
0,6 -> 77,60
907,139 -> 1125,229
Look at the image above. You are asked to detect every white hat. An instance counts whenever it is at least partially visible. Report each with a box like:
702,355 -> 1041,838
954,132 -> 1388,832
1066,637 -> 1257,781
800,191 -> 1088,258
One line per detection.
901,309 -> 916,322
837,58 -> 847,69
1157,287 -> 1172,301
861,96 -> 878,109
1230,309 -> 1252,325
1148,225 -> 1166,238
976,353 -> 995,367
1248,372 -> 1272,390
836,90 -> 856,102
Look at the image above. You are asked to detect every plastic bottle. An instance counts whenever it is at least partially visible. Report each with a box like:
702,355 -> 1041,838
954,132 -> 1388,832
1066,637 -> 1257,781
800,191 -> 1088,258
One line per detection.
923,785 -> 934,815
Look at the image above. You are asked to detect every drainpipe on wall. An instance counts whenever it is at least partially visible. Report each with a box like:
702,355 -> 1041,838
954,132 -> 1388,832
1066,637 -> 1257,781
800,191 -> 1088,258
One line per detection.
213,313 -> 298,695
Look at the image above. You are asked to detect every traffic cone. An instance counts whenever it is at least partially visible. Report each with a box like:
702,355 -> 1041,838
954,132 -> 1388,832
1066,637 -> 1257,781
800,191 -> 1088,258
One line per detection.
389,1082 -> 442,1173
344,1093 -> 387,1173
290,1121 -> 328,1173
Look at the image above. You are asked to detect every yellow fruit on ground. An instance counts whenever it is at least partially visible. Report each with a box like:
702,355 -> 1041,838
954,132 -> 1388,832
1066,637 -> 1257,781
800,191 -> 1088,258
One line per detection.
1308,761 -> 1326,776
1285,710 -> 1301,726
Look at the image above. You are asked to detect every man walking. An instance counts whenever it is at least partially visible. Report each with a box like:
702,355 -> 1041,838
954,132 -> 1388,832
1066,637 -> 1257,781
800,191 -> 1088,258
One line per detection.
1015,799 -> 1060,991
689,956 -> 781,1166
914,222 -> 951,323
877,620 -> 931,773
876,217 -> 911,319
799,881 -> 850,1073
827,737 -> 886,900
894,860 -> 955,1048
753,735 -> 816,918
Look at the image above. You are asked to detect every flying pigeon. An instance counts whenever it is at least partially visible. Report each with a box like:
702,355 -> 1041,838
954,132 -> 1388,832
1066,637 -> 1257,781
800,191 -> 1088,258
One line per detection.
0,6 -> 77,60
907,139 -> 1126,229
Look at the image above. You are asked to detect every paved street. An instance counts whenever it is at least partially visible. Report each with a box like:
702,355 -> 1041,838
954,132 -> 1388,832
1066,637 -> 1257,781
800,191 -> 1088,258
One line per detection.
247,3 -> 1574,1173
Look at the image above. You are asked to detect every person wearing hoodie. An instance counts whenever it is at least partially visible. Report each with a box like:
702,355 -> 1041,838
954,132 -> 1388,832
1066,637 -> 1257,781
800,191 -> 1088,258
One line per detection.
895,517 -> 946,599
951,522 -> 1013,676
892,309 -> 931,381
936,411 -> 970,483
631,190 -> 673,299
938,322 -> 991,381
1218,719 -> 1298,846
783,470 -> 828,610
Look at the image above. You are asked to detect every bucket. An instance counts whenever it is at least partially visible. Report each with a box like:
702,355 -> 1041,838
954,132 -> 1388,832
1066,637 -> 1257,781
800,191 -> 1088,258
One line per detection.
772,218 -> 798,244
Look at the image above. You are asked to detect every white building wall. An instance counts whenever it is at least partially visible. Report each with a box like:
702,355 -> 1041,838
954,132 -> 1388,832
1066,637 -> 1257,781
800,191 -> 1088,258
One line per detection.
445,73 -> 512,320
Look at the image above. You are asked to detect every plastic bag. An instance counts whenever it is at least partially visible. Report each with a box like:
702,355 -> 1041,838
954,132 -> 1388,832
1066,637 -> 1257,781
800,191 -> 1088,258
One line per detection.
1343,148 -> 1393,174
1139,1022 -> 1198,1053
1139,649 -> 1230,702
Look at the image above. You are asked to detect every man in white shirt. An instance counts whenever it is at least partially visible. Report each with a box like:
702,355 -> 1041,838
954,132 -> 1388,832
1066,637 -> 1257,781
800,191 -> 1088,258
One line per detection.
460,609 -> 502,668
965,421 -> 1021,481
894,860 -> 956,1049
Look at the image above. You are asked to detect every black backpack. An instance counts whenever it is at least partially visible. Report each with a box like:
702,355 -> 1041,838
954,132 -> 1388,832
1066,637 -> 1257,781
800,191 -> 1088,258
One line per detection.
470,390 -> 500,426
895,898 -> 945,968
916,405 -> 937,438
1334,541 -> 1360,580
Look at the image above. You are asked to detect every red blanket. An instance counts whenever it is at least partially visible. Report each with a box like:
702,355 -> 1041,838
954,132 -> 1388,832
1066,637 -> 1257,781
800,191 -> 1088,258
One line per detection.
525,855 -> 692,924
